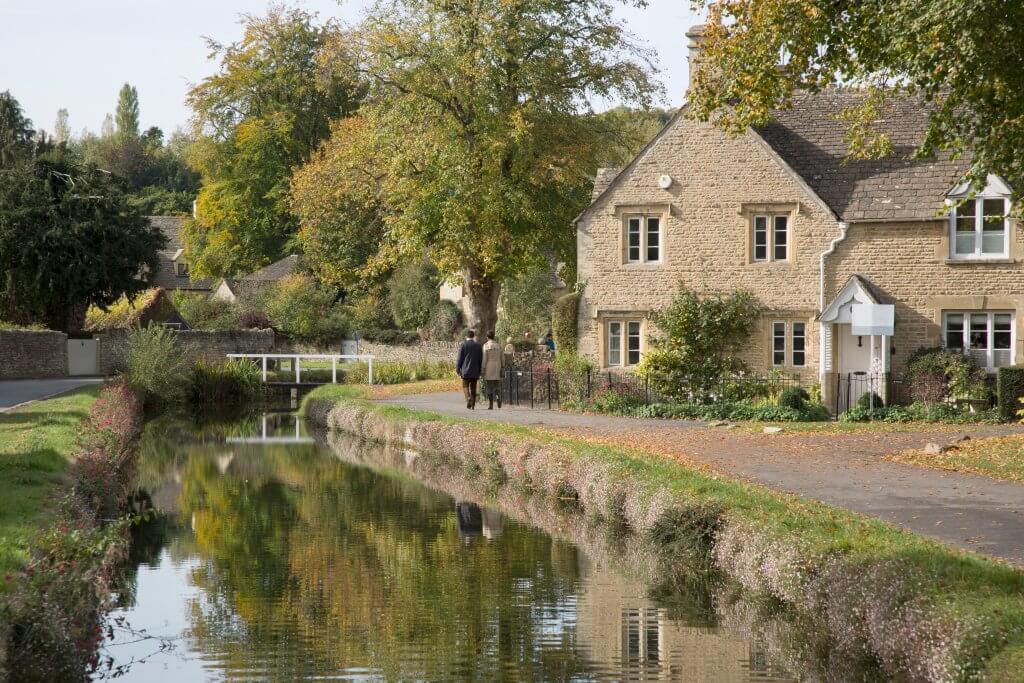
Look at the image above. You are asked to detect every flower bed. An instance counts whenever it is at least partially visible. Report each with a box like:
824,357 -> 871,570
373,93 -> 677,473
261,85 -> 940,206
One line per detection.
303,391 -> 1024,682
1,380 -> 144,681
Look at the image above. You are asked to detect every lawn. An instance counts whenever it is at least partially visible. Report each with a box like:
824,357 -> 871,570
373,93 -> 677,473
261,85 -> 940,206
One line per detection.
889,433 -> 1024,483
0,385 -> 99,573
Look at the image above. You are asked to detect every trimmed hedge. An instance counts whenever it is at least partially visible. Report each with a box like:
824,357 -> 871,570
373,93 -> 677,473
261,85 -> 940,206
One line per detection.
551,292 -> 579,355
997,367 -> 1024,421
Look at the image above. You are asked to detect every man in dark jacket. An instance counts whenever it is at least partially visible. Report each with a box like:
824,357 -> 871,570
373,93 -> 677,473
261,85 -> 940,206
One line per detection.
455,329 -> 483,409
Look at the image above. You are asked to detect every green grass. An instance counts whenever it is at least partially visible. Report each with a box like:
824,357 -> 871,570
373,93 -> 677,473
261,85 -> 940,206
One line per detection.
0,386 -> 99,573
888,433 -> 1024,483
303,384 -> 1024,678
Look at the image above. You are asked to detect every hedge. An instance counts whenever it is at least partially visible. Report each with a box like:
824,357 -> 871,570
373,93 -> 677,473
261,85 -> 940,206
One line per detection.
551,292 -> 579,354
996,367 -> 1024,421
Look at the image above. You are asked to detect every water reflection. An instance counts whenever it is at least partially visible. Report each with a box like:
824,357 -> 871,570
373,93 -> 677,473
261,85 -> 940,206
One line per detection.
104,413 -> 794,682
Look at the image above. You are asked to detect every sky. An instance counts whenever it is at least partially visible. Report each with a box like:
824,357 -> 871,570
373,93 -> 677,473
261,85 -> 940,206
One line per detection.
0,0 -> 701,138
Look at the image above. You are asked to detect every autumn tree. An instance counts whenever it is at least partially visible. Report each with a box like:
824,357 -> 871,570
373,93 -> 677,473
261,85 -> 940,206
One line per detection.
293,0 -> 659,335
184,6 -> 364,278
688,1 -> 1024,194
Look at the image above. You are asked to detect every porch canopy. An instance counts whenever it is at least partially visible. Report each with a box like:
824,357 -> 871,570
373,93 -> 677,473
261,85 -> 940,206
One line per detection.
818,274 -> 895,374
851,303 -> 894,336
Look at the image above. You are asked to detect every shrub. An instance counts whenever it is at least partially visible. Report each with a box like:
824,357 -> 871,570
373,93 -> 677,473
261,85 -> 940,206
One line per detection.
495,263 -> 555,341
998,367 -> 1024,421
907,346 -> 986,403
778,386 -> 810,410
551,292 -> 579,355
589,384 -> 646,413
636,284 -> 762,401
855,391 -> 885,411
342,358 -> 455,385
429,299 -> 462,340
388,260 -> 439,330
239,310 -> 271,330
840,402 -> 1001,424
122,325 -> 189,406
170,291 -> 239,330
553,352 -> 594,403
349,293 -> 395,333
594,398 -> 831,422
361,329 -> 420,344
190,359 -> 265,404
265,274 -> 347,343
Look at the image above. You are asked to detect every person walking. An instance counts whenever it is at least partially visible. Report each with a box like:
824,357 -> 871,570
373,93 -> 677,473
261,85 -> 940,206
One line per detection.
482,331 -> 503,410
455,329 -> 483,409
543,332 -> 556,352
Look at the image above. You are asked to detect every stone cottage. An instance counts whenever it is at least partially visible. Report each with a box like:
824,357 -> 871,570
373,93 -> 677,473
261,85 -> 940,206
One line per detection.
575,24 -> 1021,409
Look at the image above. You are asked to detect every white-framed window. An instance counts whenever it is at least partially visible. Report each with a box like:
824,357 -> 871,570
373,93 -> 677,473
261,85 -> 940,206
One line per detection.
175,261 -> 189,277
752,214 -> 789,262
625,216 -> 662,264
943,311 -> 1014,370
950,196 -> 1009,259
792,322 -> 806,367
772,321 -> 786,366
607,319 -> 643,367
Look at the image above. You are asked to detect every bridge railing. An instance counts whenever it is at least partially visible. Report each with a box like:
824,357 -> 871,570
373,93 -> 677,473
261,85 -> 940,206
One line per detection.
226,353 -> 377,385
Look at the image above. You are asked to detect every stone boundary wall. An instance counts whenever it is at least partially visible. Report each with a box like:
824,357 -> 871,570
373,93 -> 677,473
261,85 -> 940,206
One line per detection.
96,329 -> 275,375
0,330 -> 68,379
272,338 -> 461,365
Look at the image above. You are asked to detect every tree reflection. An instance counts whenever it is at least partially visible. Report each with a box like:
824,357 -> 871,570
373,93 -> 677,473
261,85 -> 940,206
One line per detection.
139,426 -> 592,680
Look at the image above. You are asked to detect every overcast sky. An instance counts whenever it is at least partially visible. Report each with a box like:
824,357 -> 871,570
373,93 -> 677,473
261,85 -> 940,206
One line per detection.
1,0 -> 700,137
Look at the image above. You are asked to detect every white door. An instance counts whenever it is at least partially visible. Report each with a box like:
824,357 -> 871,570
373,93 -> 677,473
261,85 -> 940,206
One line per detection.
838,324 -> 872,375
67,339 -> 98,376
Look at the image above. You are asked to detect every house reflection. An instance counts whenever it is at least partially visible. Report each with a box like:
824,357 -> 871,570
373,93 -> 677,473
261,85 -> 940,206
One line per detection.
573,554 -> 791,682
455,502 -> 504,543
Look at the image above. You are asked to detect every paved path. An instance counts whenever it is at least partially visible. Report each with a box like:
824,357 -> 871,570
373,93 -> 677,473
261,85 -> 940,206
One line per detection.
385,392 -> 1024,565
0,378 -> 103,412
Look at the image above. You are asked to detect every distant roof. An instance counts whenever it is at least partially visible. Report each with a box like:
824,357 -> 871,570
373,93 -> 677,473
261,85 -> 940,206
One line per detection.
757,90 -> 973,222
147,216 -> 212,291
591,168 -> 621,200
240,254 -> 301,282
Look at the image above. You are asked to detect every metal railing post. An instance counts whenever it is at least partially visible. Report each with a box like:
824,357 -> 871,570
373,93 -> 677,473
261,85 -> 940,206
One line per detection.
547,369 -> 552,410
332,357 -> 337,384
368,357 -> 374,385
586,367 -> 592,402
262,356 -> 267,382
295,357 -> 301,384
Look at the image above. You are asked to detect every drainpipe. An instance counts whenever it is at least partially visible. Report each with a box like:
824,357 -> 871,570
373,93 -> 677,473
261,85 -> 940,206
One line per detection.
819,221 -> 849,311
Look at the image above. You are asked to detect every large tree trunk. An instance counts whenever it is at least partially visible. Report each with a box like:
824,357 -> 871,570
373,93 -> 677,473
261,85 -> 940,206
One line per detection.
462,265 -> 500,338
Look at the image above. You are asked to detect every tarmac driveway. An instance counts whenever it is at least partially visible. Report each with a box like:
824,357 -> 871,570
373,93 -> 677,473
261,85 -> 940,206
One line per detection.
0,378 -> 104,412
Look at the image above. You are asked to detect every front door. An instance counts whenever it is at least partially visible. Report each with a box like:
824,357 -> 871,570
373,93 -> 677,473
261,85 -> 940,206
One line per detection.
837,324 -> 874,412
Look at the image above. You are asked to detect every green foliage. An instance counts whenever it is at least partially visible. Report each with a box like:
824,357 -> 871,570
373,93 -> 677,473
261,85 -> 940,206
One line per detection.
840,402 -> 1001,424
906,347 -> 987,403
264,273 -> 349,343
170,291 -> 239,331
0,320 -> 47,331
293,0 -> 659,334
855,391 -> 886,411
190,359 -> 265,404
342,358 -> 455,385
636,284 -> 762,400
429,300 -> 462,341
0,90 -> 34,166
592,106 -> 675,168
591,398 -> 831,423
348,293 -> 394,334
997,367 -> 1024,421
778,386 -> 810,410
128,186 -> 195,215
686,1 -> 1024,198
552,352 -> 594,403
115,83 -> 140,141
496,264 -> 555,341
551,292 -> 580,355
360,329 -> 420,344
0,149 -> 165,329
186,6 -> 364,278
123,325 -> 190,406
388,260 -> 439,331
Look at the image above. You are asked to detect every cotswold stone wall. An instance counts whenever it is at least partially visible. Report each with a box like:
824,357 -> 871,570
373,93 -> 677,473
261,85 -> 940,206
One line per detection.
271,339 -> 460,364
825,220 -> 1024,375
575,115 -> 841,377
0,330 -> 68,379
96,329 -> 275,374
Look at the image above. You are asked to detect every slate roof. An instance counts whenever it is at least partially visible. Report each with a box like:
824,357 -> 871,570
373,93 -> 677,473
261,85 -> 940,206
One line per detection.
757,90 -> 971,222
591,168 -> 621,200
148,216 -> 212,291
241,254 -> 300,282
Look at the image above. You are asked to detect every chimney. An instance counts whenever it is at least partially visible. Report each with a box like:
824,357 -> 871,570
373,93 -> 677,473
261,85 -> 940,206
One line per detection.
685,24 -> 709,91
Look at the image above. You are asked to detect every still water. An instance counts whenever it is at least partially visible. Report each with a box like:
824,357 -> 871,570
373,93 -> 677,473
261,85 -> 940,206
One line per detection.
103,412 -> 794,682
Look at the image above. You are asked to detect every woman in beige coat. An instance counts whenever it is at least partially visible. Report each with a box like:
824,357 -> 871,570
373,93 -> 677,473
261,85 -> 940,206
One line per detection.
481,331 -> 504,409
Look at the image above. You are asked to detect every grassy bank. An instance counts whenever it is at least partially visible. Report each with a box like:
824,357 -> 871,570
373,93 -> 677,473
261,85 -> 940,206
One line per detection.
302,385 -> 1024,682
889,434 -> 1024,483
0,386 -> 99,573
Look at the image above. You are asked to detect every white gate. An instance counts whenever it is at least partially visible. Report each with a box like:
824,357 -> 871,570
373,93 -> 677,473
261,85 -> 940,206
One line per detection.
67,339 -> 98,376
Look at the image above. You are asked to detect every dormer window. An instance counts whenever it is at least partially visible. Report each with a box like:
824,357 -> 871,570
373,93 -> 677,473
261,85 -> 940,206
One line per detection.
949,175 -> 1011,260
176,261 -> 189,277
